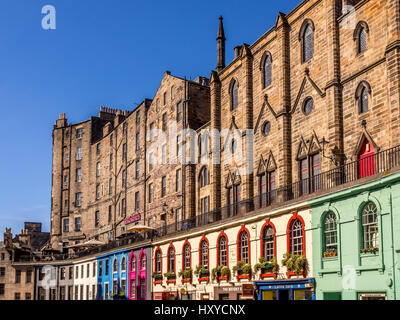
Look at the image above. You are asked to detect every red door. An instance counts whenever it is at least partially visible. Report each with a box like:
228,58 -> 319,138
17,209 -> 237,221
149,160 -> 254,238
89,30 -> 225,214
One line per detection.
359,140 -> 375,178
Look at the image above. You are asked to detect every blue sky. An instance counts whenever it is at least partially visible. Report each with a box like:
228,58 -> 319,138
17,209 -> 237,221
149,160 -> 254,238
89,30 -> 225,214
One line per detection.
0,0 -> 300,239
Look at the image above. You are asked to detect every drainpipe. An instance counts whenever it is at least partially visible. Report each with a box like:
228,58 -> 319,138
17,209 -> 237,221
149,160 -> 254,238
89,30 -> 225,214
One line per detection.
390,191 -> 397,299
182,78 -> 187,220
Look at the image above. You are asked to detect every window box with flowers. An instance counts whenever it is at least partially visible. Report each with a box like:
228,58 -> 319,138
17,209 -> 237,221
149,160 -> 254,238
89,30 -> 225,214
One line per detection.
233,260 -> 252,281
164,271 -> 177,284
361,247 -> 378,255
178,268 -> 193,284
211,265 -> 230,282
281,253 -> 308,278
254,257 -> 279,280
194,265 -> 210,283
152,272 -> 163,285
323,249 -> 338,259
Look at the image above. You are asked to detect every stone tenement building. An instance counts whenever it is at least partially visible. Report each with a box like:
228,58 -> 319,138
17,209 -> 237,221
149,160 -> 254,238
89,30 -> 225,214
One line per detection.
0,223 -> 49,300
50,74 -> 210,251
50,0 -> 400,258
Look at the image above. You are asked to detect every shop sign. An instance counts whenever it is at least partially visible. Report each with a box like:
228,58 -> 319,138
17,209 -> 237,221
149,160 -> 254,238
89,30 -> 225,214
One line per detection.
221,286 -> 241,292
125,214 -> 141,225
242,284 -> 254,297
266,283 -> 310,289
68,235 -> 86,241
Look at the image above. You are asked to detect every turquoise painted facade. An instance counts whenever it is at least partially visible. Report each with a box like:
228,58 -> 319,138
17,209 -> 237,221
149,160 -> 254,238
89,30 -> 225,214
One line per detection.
310,171 -> 400,300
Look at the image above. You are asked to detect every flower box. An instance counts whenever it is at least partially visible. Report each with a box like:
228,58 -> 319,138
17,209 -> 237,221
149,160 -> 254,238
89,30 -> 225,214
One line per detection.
218,276 -> 229,282
198,276 -> 210,283
166,279 -> 176,285
181,278 -> 192,284
153,280 -> 163,285
286,270 -> 306,279
260,272 -> 278,280
237,274 -> 251,281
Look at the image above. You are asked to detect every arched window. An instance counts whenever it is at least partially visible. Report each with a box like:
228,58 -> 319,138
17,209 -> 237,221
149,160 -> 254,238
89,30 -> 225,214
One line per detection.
360,86 -> 369,113
183,243 -> 191,269
200,240 -> 208,268
356,81 -> 371,114
354,21 -> 369,54
324,212 -> 337,254
302,23 -> 314,62
262,226 -> 275,261
130,254 -> 136,272
359,27 -> 367,53
238,230 -> 249,263
113,258 -> 118,273
361,202 -> 379,250
290,219 -> 304,255
121,256 -> 126,272
264,55 -> 272,88
218,235 -> 228,266
140,254 -> 146,270
230,80 -> 239,110
155,249 -> 162,274
199,167 -> 209,188
168,246 -> 175,273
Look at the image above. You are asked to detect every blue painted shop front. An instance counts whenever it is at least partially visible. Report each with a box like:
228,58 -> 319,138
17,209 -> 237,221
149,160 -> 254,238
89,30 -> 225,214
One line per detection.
97,249 -> 129,300
253,278 -> 316,300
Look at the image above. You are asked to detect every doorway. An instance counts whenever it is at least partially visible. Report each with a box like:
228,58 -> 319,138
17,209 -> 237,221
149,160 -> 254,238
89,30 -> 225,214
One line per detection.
278,289 -> 290,300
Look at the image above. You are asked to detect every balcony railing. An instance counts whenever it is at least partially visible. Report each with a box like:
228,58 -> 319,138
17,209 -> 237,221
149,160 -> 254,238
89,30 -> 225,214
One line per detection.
47,145 -> 400,260
153,144 -> 400,237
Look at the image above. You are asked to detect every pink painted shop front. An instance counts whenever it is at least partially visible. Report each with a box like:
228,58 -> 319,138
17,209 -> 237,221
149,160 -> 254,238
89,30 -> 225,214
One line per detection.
128,248 -> 147,300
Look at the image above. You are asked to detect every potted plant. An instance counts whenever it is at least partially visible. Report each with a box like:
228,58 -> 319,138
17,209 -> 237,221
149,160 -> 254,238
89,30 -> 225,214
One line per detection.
194,265 -> 209,276
194,265 -> 209,282
178,268 -> 192,283
323,249 -> 337,258
282,252 -> 308,277
164,271 -> 177,280
361,246 -> 378,254
233,260 -> 252,280
254,257 -> 279,278
211,265 -> 223,281
152,272 -> 163,281
220,266 -> 230,279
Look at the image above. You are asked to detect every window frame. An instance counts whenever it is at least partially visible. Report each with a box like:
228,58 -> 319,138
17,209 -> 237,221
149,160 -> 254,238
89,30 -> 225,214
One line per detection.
237,227 -> 250,264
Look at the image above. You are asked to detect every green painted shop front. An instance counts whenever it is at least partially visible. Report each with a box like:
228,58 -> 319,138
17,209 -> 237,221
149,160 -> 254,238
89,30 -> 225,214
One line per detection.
310,171 -> 400,300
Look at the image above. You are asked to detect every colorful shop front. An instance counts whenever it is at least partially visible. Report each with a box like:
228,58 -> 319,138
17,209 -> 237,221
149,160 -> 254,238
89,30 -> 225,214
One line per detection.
96,242 -> 151,300
97,249 -> 129,300
310,171 -> 400,300
253,278 -> 315,300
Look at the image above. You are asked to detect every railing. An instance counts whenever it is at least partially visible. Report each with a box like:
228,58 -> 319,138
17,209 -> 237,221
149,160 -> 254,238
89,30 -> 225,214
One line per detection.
153,145 -> 400,237
47,145 -> 400,260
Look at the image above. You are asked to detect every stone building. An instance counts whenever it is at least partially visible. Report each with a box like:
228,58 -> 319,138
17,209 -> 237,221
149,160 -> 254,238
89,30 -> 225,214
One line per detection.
45,0 -> 400,300
0,223 -> 49,300
149,0 -> 400,300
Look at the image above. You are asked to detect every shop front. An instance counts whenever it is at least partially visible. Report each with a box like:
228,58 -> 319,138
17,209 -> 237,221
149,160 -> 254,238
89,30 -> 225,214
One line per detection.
253,278 -> 315,300
152,291 -> 179,300
213,284 -> 255,300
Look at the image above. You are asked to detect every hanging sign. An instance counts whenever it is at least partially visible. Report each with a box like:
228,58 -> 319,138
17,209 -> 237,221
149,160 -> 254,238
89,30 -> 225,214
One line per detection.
125,214 -> 141,225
